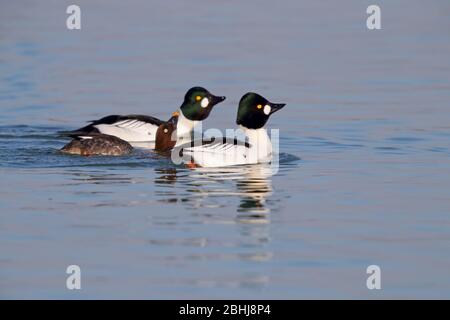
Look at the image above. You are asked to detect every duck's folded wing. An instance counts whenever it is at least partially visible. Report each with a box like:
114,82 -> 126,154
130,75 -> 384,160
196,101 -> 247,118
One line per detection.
175,137 -> 253,167
90,115 -> 163,127
177,137 -> 249,152
60,114 -> 164,141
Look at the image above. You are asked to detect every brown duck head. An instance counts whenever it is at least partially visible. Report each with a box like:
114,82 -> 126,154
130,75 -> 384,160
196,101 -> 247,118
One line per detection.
155,111 -> 179,152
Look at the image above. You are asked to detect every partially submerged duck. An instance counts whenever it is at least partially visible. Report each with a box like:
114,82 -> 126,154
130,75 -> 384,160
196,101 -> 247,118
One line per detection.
60,134 -> 133,156
60,112 -> 179,156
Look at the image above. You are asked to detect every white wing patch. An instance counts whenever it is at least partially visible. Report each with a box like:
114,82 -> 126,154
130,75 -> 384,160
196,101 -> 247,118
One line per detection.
94,120 -> 158,142
115,119 -> 147,129
183,140 -> 257,167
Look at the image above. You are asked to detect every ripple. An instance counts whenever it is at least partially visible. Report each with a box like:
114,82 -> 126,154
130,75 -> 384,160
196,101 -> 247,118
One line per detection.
0,125 -> 300,213
387,136 -> 425,143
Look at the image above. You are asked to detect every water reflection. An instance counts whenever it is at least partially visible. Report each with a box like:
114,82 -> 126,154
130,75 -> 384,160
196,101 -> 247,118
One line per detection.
235,165 -> 274,216
154,163 -> 277,216
154,167 -> 178,185
63,170 -> 135,185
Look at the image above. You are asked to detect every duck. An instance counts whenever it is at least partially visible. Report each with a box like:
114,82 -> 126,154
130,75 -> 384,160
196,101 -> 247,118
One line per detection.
60,133 -> 133,156
60,112 -> 179,156
174,92 -> 286,168
62,87 -> 225,145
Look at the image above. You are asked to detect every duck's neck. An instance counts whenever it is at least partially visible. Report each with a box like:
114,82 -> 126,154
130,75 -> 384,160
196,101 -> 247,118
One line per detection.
175,111 -> 199,145
241,126 -> 272,159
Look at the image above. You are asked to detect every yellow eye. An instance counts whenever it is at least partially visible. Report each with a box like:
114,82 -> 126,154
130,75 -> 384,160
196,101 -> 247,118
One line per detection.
195,95 -> 202,101
257,104 -> 262,109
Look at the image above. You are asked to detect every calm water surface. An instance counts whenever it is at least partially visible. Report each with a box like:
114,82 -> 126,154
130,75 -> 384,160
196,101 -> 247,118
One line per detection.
1,0 -> 450,298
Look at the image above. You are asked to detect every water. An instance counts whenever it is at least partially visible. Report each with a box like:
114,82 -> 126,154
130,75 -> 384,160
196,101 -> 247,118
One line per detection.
1,0 -> 450,299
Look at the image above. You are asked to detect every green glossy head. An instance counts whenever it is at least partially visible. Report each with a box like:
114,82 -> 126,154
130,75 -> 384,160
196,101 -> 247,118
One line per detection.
180,87 -> 226,121
236,92 -> 286,129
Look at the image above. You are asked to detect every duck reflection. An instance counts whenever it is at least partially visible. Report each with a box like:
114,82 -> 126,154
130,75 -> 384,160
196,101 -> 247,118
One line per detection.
154,163 -> 276,217
235,165 -> 274,215
154,167 -> 178,185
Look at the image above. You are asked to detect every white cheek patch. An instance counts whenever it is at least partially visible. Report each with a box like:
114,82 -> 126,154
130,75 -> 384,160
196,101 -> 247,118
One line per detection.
263,105 -> 271,115
200,97 -> 210,108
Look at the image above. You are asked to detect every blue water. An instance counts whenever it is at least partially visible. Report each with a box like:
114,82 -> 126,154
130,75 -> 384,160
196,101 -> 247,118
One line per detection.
1,0 -> 450,299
